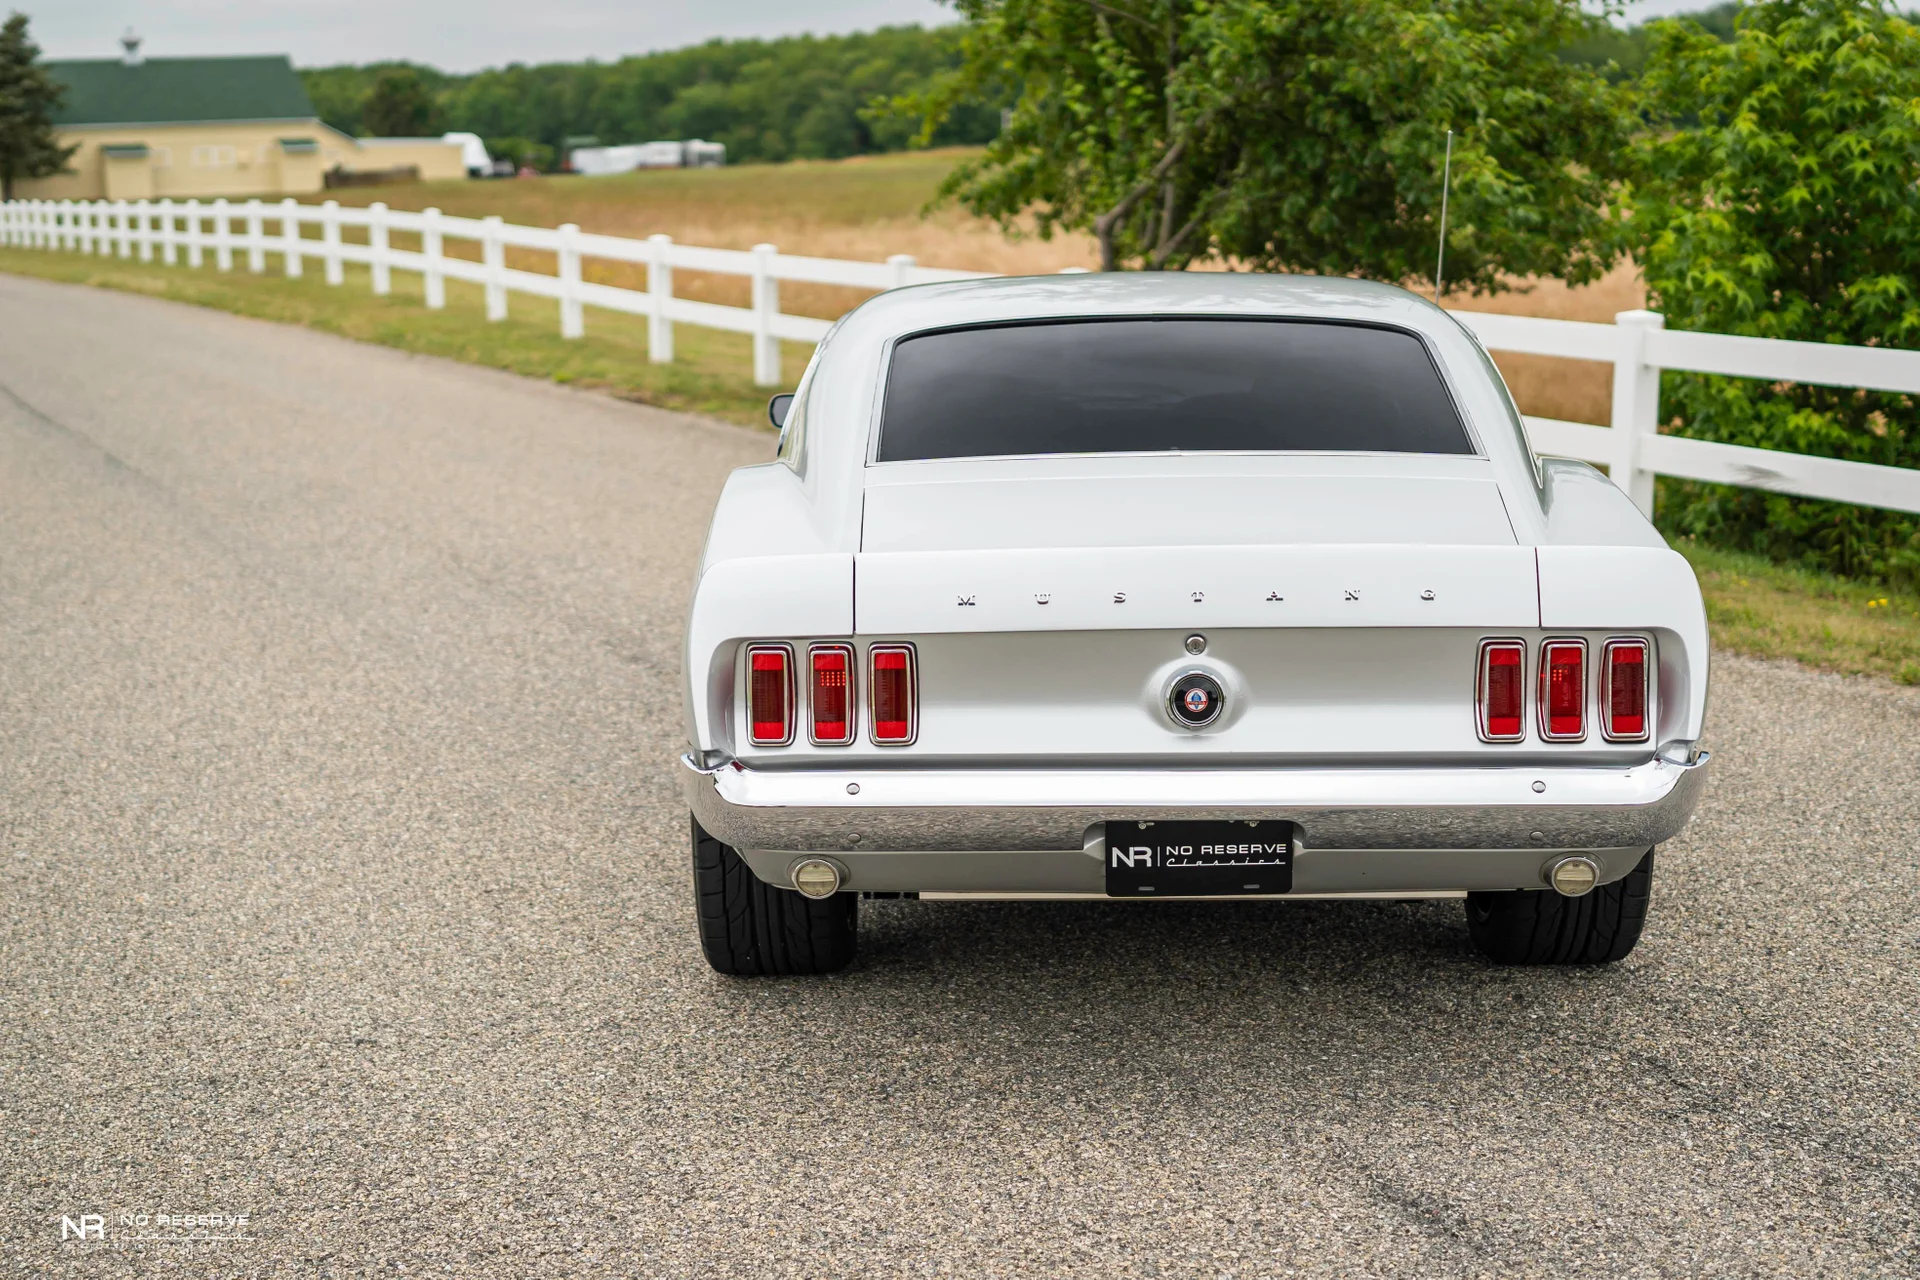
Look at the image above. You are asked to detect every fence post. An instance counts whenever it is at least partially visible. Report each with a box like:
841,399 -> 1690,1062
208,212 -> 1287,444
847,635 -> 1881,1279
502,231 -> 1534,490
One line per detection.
158,198 -> 177,264
1610,309 -> 1666,518
647,233 -> 674,363
280,198 -> 303,277
483,215 -> 507,320
213,197 -> 234,271
751,242 -> 780,386
369,201 -> 390,295
422,206 -> 445,309
887,253 -> 916,290
75,200 -> 92,253
185,199 -> 204,267
244,198 -> 265,273
113,199 -> 131,257
557,222 -> 584,338
134,198 -> 153,261
321,199 -> 342,285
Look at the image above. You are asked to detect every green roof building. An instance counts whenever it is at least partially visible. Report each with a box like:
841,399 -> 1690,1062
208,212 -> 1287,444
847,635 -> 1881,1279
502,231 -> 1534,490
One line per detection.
22,34 -> 463,201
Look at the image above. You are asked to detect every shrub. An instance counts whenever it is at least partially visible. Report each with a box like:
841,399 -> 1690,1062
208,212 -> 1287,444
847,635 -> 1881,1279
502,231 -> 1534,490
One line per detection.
1628,0 -> 1920,585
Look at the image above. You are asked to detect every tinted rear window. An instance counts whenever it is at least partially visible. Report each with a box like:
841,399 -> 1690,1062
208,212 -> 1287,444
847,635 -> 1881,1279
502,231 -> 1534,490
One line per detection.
877,318 -> 1473,461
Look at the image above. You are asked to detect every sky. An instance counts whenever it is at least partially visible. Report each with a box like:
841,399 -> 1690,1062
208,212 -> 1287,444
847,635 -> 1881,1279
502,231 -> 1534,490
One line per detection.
30,0 -> 1727,73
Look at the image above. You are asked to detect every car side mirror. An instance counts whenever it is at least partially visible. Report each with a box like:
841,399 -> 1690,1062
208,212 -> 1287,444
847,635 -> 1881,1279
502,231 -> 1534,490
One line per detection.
767,394 -> 794,430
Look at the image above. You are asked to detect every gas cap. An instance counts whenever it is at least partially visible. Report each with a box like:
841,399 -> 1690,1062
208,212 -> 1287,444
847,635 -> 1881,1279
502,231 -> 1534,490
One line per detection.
1167,671 -> 1225,729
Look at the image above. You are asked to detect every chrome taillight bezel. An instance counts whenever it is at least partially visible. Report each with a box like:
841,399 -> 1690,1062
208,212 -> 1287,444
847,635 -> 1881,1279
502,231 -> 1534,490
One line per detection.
1537,637 -> 1589,743
807,642 -> 857,746
867,643 -> 918,747
1601,637 -> 1653,743
744,642 -> 796,747
1475,638 -> 1528,743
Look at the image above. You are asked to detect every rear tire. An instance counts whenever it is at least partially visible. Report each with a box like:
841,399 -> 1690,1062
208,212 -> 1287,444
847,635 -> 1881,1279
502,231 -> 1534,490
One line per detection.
1465,849 -> 1654,965
691,816 -> 856,976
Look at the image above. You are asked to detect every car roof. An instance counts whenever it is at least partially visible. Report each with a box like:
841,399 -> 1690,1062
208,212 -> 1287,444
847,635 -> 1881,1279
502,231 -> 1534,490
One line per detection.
785,272 -> 1548,548
842,271 -> 1458,342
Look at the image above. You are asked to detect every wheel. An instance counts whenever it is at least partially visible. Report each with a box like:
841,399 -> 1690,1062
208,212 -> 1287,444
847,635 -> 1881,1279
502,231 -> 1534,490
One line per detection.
690,816 -> 856,976
1465,849 -> 1654,965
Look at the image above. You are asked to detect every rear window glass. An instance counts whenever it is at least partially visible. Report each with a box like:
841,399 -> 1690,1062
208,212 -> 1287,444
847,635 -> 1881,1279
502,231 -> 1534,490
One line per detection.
877,318 -> 1473,461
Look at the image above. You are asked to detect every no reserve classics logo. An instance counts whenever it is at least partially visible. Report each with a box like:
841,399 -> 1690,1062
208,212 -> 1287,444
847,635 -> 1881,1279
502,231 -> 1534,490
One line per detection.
58,1210 -> 254,1252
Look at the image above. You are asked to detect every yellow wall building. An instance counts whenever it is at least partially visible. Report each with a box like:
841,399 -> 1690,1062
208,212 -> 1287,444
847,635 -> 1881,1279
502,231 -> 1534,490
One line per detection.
22,42 -> 464,201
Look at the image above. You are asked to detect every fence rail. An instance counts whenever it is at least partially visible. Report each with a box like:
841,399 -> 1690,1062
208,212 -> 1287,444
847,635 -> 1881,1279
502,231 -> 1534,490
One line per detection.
5,194 -> 1919,519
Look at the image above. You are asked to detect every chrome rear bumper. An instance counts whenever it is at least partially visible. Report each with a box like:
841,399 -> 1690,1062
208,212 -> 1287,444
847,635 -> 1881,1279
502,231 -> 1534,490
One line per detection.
681,752 -> 1709,894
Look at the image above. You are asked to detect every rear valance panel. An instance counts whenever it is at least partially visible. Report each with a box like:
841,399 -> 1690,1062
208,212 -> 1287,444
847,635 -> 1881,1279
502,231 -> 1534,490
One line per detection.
854,545 -> 1539,634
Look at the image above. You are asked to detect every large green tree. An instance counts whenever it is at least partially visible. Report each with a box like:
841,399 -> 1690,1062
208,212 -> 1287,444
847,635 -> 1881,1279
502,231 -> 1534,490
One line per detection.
0,12 -> 75,200
1627,0 -> 1920,582
912,0 -> 1632,282
361,66 -> 442,136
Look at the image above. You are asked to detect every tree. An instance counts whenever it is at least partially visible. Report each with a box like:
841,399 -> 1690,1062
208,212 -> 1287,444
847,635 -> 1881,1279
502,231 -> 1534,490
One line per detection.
1625,0 -> 1920,582
361,66 -> 441,137
911,0 -> 1631,284
0,12 -> 76,200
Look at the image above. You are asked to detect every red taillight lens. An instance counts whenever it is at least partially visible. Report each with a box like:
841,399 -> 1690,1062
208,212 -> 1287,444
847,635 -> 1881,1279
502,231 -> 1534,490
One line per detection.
869,644 -> 916,745
809,644 -> 854,745
1540,640 -> 1587,740
746,644 -> 793,746
1478,641 -> 1525,741
1604,639 -> 1649,741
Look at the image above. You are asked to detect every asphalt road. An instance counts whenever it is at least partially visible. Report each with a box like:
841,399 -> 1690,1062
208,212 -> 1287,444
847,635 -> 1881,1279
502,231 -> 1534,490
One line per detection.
3,273 -> 1918,1278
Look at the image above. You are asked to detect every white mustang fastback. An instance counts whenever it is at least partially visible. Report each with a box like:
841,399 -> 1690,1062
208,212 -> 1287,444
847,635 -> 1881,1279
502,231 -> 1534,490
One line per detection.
681,274 -> 1710,975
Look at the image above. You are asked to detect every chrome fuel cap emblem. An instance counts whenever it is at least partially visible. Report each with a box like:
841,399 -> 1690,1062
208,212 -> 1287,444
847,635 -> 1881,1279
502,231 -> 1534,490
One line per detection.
1168,671 -> 1225,728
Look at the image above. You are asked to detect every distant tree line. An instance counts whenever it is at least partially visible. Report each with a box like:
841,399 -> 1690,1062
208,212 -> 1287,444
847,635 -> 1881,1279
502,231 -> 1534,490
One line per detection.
300,25 -> 1004,167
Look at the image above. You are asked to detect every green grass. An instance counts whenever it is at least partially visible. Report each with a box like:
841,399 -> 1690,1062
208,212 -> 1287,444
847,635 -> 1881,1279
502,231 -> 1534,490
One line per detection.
0,245 -> 804,427
1676,540 -> 1920,685
5,240 -> 1920,687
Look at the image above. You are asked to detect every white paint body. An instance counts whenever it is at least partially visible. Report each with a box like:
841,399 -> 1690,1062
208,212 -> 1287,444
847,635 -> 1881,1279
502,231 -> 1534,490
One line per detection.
680,274 -> 1711,896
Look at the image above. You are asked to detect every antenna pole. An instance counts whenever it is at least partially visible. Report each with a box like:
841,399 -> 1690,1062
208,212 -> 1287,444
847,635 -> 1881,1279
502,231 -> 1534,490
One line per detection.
1434,128 -> 1453,304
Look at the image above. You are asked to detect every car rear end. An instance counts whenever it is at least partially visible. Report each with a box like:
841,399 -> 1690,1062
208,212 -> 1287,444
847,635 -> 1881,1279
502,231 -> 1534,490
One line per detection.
680,280 -> 1709,971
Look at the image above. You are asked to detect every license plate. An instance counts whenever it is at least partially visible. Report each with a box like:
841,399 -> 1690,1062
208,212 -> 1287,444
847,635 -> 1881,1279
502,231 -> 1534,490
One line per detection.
1103,820 -> 1294,897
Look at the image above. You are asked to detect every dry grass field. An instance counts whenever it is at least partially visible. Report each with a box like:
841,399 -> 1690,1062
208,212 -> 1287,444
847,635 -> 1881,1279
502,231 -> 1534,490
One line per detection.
328,149 -> 1641,427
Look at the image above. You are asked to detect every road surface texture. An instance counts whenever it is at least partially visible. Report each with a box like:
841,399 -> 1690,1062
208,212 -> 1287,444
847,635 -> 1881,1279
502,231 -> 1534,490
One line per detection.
3,274 -> 1917,1277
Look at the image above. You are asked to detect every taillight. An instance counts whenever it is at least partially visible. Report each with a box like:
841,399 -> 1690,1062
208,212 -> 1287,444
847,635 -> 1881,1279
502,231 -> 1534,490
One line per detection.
1603,639 -> 1650,741
1477,640 -> 1525,742
869,644 -> 917,745
1539,640 -> 1587,741
809,643 -> 855,745
746,644 -> 794,746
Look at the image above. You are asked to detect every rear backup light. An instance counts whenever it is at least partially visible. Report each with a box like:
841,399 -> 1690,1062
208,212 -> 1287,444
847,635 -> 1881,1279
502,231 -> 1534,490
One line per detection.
1603,639 -> 1650,742
1477,640 -> 1526,742
869,644 -> 917,745
809,643 -> 856,745
746,644 -> 795,746
1539,639 -> 1588,741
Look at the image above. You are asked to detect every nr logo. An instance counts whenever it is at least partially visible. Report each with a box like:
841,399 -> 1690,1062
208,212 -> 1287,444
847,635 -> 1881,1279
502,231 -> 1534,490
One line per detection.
1110,845 -> 1155,868
61,1215 -> 104,1240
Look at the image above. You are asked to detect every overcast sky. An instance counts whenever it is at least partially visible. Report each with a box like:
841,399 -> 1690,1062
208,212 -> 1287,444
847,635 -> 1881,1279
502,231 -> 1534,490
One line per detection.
30,0 -> 1731,73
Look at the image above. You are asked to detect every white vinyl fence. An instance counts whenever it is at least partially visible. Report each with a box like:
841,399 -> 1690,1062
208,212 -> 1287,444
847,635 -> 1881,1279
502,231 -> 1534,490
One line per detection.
6,194 -> 1920,520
